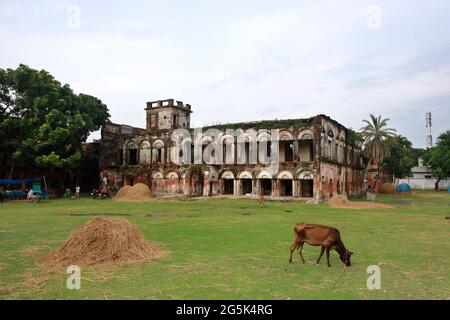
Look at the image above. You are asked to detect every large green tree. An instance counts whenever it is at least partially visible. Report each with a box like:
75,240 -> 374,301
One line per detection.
360,114 -> 397,186
422,131 -> 450,191
383,135 -> 423,180
0,64 -> 109,185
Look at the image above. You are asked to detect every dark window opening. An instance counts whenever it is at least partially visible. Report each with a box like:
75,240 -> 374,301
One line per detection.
284,142 -> 293,162
224,180 -> 234,194
280,141 -> 293,162
157,149 -> 162,163
129,149 -> 138,165
173,114 -> 178,127
245,142 -> 250,164
223,144 -> 227,164
117,150 -> 123,165
280,180 -> 293,196
241,179 -> 252,195
300,180 -> 313,197
261,179 -> 272,196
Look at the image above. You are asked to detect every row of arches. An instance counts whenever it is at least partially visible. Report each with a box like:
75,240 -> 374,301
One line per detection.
124,128 -> 315,166
146,169 -> 314,181
220,169 -> 313,180
143,168 -> 315,198
125,129 -> 314,150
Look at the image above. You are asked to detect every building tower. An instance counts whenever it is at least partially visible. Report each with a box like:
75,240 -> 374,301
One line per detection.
426,112 -> 433,147
145,99 -> 192,133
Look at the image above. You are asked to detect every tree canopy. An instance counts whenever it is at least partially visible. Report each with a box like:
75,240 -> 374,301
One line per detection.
422,130 -> 450,190
382,135 -> 423,179
0,64 -> 109,178
360,114 -> 397,165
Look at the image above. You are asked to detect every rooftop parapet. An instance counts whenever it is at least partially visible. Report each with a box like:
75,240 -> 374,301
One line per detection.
146,98 -> 191,111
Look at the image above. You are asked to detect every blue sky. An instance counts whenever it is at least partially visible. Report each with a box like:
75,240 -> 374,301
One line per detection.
1,0 -> 449,147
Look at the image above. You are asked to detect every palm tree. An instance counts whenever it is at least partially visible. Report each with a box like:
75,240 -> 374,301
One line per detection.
360,114 -> 397,189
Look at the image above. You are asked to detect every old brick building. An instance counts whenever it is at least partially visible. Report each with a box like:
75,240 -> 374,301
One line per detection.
99,98 -> 365,201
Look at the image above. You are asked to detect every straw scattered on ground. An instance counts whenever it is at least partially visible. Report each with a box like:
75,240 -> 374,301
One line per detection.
328,195 -> 393,209
42,216 -> 166,266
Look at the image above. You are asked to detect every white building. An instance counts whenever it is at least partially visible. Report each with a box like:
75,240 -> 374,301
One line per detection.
399,159 -> 449,190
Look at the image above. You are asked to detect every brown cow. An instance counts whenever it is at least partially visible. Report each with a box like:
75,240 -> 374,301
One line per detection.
259,195 -> 266,208
289,223 -> 353,267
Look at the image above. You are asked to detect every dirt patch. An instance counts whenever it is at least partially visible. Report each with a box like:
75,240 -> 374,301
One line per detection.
42,216 -> 167,266
115,183 -> 154,202
328,195 -> 393,209
379,183 -> 396,194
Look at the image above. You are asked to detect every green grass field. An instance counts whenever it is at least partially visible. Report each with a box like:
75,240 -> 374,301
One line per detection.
0,191 -> 449,300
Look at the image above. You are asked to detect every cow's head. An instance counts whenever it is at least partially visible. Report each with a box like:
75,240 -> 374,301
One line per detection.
340,250 -> 353,267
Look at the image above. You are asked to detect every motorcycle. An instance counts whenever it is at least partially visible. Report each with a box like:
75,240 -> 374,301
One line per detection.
90,189 -> 111,199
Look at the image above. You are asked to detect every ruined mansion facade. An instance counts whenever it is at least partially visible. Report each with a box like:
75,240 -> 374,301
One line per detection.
99,99 -> 365,200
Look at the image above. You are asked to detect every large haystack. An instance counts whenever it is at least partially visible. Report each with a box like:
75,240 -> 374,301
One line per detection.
115,183 -> 154,201
379,183 -> 396,194
42,217 -> 165,266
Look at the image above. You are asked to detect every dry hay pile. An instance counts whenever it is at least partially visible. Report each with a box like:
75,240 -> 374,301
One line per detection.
379,183 -> 396,194
115,183 -> 154,201
115,185 -> 132,199
42,217 -> 165,266
328,195 -> 349,206
328,194 -> 393,209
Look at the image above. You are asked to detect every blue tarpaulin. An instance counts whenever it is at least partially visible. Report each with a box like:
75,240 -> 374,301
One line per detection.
0,178 -> 42,185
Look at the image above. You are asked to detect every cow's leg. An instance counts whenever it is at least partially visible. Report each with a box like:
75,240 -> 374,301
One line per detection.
298,242 -> 306,264
316,246 -> 325,265
326,247 -> 331,267
289,240 -> 299,263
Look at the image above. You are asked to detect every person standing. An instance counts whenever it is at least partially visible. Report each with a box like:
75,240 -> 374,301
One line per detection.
75,185 -> 80,199
102,176 -> 108,192
27,189 -> 34,201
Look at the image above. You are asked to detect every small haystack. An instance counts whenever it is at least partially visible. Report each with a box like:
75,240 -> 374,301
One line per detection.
379,183 -> 396,194
328,195 -> 349,206
115,183 -> 154,201
42,217 -> 165,266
